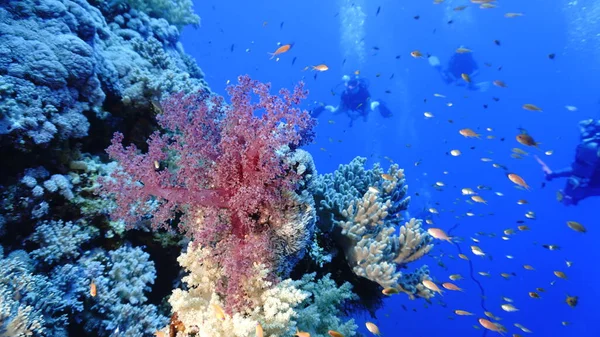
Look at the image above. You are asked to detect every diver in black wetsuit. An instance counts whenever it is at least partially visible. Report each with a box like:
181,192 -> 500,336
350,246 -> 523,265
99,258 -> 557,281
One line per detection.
537,119 -> 600,205
428,47 -> 490,92
311,75 -> 393,127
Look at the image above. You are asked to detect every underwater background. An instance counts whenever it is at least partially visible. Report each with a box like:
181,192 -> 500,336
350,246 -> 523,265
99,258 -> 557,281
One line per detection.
1,0 -> 599,336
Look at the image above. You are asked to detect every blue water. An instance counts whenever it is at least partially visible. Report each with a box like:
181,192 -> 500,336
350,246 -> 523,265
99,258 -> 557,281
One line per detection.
182,0 -> 599,336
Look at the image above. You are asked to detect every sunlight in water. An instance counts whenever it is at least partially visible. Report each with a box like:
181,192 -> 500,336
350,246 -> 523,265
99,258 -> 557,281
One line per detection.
339,0 -> 366,69
565,0 -> 600,53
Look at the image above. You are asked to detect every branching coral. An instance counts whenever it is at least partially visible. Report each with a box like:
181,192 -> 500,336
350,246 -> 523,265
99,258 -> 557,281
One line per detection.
313,157 -> 434,299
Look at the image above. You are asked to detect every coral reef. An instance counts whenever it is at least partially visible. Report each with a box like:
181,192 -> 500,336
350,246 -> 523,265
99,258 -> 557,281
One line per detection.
109,0 -> 200,28
0,0 -> 205,151
166,243 -> 357,337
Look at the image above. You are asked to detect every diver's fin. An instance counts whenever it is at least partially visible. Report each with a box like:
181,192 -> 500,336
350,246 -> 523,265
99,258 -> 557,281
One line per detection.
310,103 -> 326,118
375,100 -> 393,118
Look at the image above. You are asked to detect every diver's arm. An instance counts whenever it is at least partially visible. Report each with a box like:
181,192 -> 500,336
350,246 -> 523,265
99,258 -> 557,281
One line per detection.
547,167 -> 573,180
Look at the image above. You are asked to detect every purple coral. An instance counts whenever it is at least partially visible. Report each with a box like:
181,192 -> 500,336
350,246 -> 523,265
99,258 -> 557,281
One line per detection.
100,75 -> 315,311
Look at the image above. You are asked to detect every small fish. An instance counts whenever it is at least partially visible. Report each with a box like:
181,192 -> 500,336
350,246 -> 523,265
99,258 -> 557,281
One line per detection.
213,303 -> 226,320
471,246 -> 485,256
522,103 -> 542,112
459,254 -> 469,260
501,303 -> 519,312
295,329 -> 310,337
449,274 -> 463,281
471,195 -> 487,204
365,322 -> 381,336
479,318 -> 506,334
554,271 -> 568,279
382,287 -> 399,295
411,50 -> 423,58
381,173 -> 394,181
442,282 -> 463,291
461,73 -> 471,83
542,244 -> 560,251
517,199 -> 528,205
376,6 -> 381,16
565,105 -> 578,111
517,225 -> 530,231
545,150 -> 554,155
516,134 -> 539,147
90,281 -> 97,297
492,80 -> 507,88
455,310 -> 474,316
424,111 -> 434,118
566,260 -> 573,267
429,208 -> 439,214
328,331 -> 344,337
508,173 -> 530,190
459,128 -> 480,138
311,64 -> 329,71
505,12 -> 524,18
523,265 -> 535,270
548,53 -> 556,59
450,149 -> 461,156
422,280 -> 444,295
456,47 -> 472,53
368,186 -> 381,194
566,295 -> 578,308
454,5 -> 468,11
567,221 -> 586,233
268,43 -> 293,59
536,287 -> 546,292
256,323 -> 264,337
428,228 -> 452,242
462,188 -> 476,195
529,292 -> 541,299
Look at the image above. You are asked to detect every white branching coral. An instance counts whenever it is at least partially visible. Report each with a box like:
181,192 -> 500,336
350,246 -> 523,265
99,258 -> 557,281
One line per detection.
167,243 -> 357,337
338,190 -> 433,295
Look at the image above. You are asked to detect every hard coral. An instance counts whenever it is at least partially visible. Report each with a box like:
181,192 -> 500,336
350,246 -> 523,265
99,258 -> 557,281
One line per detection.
100,75 -> 316,311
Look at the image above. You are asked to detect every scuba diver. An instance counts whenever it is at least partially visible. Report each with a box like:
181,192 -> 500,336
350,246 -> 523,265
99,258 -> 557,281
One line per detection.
310,75 -> 393,127
428,47 -> 490,92
535,119 -> 600,206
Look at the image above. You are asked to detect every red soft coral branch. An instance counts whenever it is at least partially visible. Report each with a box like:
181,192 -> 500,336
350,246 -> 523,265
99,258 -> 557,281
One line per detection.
99,75 -> 315,312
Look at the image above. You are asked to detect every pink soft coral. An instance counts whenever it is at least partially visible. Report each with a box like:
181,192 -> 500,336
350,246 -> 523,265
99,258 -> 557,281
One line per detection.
100,75 -> 315,311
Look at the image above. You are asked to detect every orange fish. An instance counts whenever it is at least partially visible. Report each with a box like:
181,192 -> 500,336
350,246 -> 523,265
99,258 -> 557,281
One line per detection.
479,318 -> 505,334
328,330 -> 344,337
90,281 -> 97,297
508,173 -> 530,190
459,128 -> 480,138
442,282 -> 463,291
268,43 -> 293,59
311,64 -> 329,71
411,50 -> 423,58
422,280 -> 443,295
256,323 -> 264,337
427,228 -> 453,242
